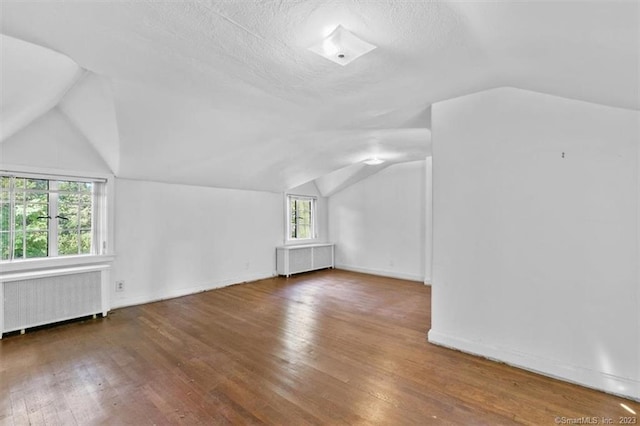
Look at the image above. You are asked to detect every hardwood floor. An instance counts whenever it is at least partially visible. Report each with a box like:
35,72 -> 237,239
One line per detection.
1,269 -> 637,425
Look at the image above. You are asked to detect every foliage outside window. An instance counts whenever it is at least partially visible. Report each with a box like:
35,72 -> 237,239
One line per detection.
0,174 -> 105,261
288,195 -> 316,240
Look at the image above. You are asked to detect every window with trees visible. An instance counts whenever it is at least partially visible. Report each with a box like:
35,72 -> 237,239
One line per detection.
0,173 -> 106,261
287,195 -> 316,240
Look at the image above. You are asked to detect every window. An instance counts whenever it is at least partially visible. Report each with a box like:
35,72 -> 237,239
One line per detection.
0,173 -> 107,261
287,195 -> 316,240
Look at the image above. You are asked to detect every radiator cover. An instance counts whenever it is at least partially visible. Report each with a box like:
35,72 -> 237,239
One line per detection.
1,265 -> 110,337
276,243 -> 334,277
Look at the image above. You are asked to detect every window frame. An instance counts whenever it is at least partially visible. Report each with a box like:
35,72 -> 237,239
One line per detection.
0,168 -> 113,270
286,194 -> 317,242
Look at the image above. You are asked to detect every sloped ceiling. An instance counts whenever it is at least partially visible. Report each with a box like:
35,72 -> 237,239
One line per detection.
0,35 -> 83,142
1,1 -> 638,193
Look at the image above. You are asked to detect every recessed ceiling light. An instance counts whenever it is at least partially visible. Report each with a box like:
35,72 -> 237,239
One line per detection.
308,25 -> 376,66
363,157 -> 384,165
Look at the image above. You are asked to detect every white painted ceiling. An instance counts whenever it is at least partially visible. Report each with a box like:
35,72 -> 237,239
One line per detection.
1,36 -> 82,141
1,1 -> 638,194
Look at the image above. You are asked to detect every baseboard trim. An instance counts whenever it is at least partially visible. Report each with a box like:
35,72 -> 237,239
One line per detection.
335,264 -> 423,282
111,271 -> 276,310
427,329 -> 640,402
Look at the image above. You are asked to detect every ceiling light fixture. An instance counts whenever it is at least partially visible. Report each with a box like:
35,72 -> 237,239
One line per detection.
363,157 -> 385,165
308,25 -> 376,66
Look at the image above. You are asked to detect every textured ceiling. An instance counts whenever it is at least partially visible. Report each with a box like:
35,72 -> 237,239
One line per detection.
1,1 -> 638,192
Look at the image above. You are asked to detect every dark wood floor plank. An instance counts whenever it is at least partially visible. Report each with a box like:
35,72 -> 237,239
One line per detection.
1,269 -> 637,425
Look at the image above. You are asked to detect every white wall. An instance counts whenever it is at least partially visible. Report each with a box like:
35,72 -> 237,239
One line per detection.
59,72 -> 120,174
1,107 -> 112,175
424,157 -> 433,285
328,160 -> 426,282
2,106 -> 287,310
111,178 -> 282,308
429,87 -> 640,400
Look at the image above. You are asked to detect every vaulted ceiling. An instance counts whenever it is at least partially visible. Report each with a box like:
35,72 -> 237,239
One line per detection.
1,1 -> 638,194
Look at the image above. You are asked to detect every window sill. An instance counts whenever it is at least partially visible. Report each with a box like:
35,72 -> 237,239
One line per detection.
278,242 -> 333,250
285,238 -> 320,245
0,254 -> 115,275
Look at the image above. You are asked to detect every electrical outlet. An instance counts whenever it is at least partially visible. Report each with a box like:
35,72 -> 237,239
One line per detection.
115,280 -> 125,292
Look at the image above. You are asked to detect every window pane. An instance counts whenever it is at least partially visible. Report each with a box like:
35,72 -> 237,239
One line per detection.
13,178 -> 25,190
14,204 -> 25,231
0,176 -> 10,189
298,225 -> 310,239
14,231 -> 24,258
59,181 -> 92,193
26,203 -> 49,230
79,204 -> 91,228
1,175 -> 100,261
25,179 -> 47,191
59,193 -> 79,204
57,197 -> 77,231
58,180 -> 93,254
0,202 -> 9,232
26,190 -> 48,203
80,231 -> 91,254
25,230 -> 48,258
59,214 -> 77,231
297,201 -> 311,227
58,195 -> 77,213
288,196 -> 315,240
58,231 -> 78,255
58,230 -> 91,256
0,231 -> 9,260
79,192 -> 92,205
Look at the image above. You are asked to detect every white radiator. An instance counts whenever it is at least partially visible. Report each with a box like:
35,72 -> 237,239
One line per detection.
276,243 -> 334,277
0,265 -> 110,338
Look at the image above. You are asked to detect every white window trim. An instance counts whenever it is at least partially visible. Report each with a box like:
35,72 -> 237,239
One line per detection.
285,193 -> 318,243
0,254 -> 116,274
0,164 -> 115,272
